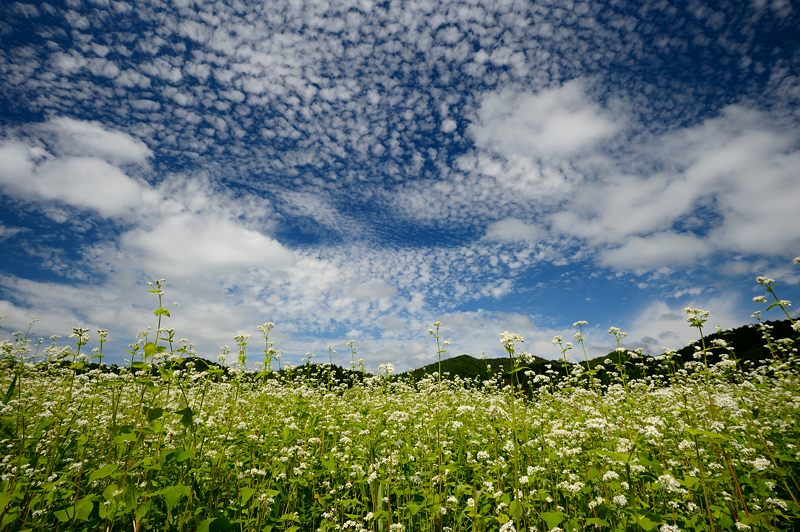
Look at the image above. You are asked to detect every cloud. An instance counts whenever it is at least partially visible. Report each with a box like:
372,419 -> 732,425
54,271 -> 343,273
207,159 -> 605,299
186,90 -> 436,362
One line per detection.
623,295 -> 748,354
483,218 -> 542,243
469,80 -> 622,160
551,104 -> 800,270
0,224 -> 25,240
39,117 -> 152,164
0,0 -> 797,372
0,140 -> 157,218
599,232 -> 711,270
119,213 -> 296,278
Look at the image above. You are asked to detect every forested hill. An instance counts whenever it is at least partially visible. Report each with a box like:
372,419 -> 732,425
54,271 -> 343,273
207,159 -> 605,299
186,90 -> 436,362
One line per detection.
401,319 -> 797,385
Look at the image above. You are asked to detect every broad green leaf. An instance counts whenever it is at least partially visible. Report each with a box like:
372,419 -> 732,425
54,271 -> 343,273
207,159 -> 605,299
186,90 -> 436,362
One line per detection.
54,508 -> 71,523
0,492 -> 10,515
166,448 -> 194,463
102,483 -> 120,501
113,431 -> 137,444
88,463 -> 118,484
75,495 -> 94,521
146,407 -> 164,422
634,513 -> 660,531
240,487 -> 255,505
176,406 -> 194,427
161,484 -> 190,513
509,499 -> 523,519
154,307 -> 171,317
208,516 -> 233,532
595,450 -> 632,463
542,510 -> 565,529
682,475 -> 700,489
144,342 -> 157,358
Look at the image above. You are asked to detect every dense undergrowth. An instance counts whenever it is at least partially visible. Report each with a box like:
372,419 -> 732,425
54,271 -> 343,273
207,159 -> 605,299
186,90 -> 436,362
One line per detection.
0,268 -> 799,531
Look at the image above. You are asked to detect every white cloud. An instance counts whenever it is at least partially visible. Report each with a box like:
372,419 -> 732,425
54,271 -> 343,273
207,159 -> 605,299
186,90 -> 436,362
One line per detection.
469,80 -> 621,160
483,218 -> 542,243
40,117 -> 152,164
0,141 -> 156,218
551,104 -> 800,270
0,224 -> 25,240
119,213 -> 296,278
599,232 -> 711,270
623,295 -> 747,354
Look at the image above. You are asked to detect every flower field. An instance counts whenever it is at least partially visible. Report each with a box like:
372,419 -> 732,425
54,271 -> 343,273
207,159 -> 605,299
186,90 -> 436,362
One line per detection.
1,275 -> 798,531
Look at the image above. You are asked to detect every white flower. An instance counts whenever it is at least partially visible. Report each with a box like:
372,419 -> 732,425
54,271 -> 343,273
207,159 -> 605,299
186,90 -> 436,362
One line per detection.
612,494 -> 627,507
683,307 -> 710,325
602,470 -> 620,482
751,457 -> 771,471
498,520 -> 515,532
500,331 -> 524,350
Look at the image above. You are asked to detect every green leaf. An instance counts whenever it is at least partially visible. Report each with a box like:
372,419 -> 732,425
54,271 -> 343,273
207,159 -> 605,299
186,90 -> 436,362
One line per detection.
102,483 -> 120,501
542,510 -> 565,529
2,374 -> 16,405
113,431 -> 137,444
0,492 -> 10,515
240,487 -> 255,505
161,484 -> 190,513
176,406 -> 194,427
166,448 -> 194,463
208,516 -> 233,531
75,496 -> 94,521
154,307 -> 171,317
682,475 -> 700,489
54,508 -> 70,523
634,513 -> 660,531
146,407 -> 164,422
144,342 -> 157,358
595,450 -> 632,464
88,463 -> 118,484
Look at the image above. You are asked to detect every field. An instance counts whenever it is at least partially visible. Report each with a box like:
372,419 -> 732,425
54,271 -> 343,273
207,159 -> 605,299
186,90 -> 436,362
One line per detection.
1,276 -> 799,531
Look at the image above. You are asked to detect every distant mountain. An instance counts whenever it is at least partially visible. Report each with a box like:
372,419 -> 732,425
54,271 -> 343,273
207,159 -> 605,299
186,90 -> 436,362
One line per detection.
399,319 -> 798,386
66,319 -> 796,389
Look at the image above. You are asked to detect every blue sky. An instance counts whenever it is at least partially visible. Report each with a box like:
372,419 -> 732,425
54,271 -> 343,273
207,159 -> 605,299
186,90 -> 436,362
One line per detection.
1,0 -> 798,370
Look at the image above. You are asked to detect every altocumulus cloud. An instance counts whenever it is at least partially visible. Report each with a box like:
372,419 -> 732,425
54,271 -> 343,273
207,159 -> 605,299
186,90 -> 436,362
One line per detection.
0,0 -> 798,369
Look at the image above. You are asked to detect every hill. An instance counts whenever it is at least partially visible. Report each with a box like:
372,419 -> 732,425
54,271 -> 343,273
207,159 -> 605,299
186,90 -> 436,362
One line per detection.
399,319 -> 798,387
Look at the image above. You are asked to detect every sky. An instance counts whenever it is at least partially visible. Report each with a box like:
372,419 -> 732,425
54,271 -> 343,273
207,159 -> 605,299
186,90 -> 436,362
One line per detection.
0,0 -> 799,371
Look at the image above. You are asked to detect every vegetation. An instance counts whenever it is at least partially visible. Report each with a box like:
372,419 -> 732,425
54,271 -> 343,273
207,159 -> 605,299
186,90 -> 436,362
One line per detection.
0,266 -> 799,531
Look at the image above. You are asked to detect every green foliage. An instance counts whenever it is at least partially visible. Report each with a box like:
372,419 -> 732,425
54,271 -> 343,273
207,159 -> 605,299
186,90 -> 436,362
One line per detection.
0,274 -> 797,530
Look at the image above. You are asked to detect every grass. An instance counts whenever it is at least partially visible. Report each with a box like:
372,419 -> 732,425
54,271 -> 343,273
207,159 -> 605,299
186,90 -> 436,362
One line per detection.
0,265 -> 799,531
